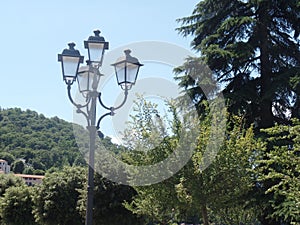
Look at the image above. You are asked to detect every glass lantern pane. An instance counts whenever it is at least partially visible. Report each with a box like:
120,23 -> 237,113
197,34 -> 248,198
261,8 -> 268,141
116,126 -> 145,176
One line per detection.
77,71 -> 90,93
115,63 -> 126,85
126,63 -> 139,84
88,43 -> 104,64
78,70 -> 100,93
62,56 -> 80,77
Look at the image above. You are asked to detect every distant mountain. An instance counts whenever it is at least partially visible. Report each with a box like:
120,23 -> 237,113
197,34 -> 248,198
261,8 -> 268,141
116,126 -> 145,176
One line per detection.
0,107 -> 89,174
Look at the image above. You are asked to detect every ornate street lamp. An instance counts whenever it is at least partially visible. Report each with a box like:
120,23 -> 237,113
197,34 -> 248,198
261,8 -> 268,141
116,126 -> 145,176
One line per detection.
112,49 -> 143,90
77,61 -> 103,95
58,42 -> 84,85
57,30 -> 143,225
84,30 -> 109,67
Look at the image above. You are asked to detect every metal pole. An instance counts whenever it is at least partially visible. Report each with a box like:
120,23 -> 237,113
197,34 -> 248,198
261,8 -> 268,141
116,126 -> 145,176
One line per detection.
85,92 -> 97,225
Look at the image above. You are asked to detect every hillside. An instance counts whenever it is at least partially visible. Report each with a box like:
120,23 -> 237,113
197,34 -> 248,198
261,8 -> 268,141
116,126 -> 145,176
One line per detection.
0,107 -> 89,174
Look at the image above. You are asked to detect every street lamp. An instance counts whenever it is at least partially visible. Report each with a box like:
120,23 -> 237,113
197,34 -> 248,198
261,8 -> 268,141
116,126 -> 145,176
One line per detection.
112,49 -> 143,90
57,30 -> 143,225
58,42 -> 84,85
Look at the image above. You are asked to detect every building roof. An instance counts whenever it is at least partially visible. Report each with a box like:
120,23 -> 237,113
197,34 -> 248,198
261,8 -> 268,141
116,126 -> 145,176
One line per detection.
0,159 -> 7,162
14,174 -> 45,179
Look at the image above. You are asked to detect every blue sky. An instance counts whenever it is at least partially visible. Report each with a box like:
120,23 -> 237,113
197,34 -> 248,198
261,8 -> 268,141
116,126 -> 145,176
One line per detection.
0,0 -> 199,134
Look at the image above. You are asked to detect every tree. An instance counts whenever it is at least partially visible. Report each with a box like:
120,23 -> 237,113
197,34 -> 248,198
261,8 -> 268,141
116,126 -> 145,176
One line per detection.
0,108 -> 85,173
255,121 -> 300,224
175,117 -> 259,225
0,186 -> 36,225
23,166 -> 34,175
78,173 -> 144,225
33,166 -> 86,225
122,96 -> 258,224
121,97 -> 190,224
126,177 -> 183,225
176,0 -> 300,129
11,160 -> 25,173
0,152 -> 15,165
0,173 -> 24,197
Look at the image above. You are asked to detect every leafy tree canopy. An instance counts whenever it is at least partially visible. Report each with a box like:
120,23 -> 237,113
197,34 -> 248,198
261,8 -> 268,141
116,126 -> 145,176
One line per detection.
0,173 -> 24,197
0,186 -> 36,225
33,166 -> 86,225
255,120 -> 300,224
0,108 -> 85,173
176,0 -> 300,129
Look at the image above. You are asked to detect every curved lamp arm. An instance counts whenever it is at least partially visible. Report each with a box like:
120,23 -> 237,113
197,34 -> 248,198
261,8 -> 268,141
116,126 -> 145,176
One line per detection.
98,88 -> 128,110
98,93 -> 111,110
96,112 -> 112,130
67,84 -> 91,126
96,88 -> 129,131
114,88 -> 129,110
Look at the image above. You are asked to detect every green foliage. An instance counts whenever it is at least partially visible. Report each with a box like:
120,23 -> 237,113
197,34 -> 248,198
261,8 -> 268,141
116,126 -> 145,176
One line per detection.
78,173 -> 143,225
176,117 -> 259,225
121,97 -> 188,224
23,166 -> 34,175
122,96 -> 258,224
0,108 -> 85,173
0,166 -> 139,225
174,1 -> 300,224
173,57 -> 220,115
122,96 -> 167,154
0,108 -> 137,224
256,121 -> 300,224
11,159 -> 25,173
0,186 -> 36,225
0,173 -> 24,197
121,95 -> 189,168
121,95 -> 266,225
176,0 -> 300,128
0,152 -> 15,165
33,166 -> 86,225
125,177 -> 183,225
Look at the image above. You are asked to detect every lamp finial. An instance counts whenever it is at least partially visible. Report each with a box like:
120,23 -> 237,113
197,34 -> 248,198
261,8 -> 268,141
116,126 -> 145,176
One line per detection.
93,30 -> 101,36
124,49 -> 132,55
68,42 -> 76,50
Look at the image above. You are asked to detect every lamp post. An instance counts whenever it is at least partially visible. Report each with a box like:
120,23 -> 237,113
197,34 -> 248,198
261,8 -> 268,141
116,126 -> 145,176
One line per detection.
58,30 -> 143,225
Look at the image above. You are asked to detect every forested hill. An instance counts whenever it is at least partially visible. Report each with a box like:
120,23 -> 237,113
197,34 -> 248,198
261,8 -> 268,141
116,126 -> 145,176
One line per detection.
0,107 -> 89,174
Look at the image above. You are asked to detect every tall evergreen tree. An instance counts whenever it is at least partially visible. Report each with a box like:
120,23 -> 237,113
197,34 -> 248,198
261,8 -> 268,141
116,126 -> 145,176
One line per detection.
176,0 -> 300,129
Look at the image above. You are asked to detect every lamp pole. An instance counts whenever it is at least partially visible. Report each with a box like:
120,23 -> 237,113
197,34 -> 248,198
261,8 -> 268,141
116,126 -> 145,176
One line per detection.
86,89 -> 97,225
58,30 -> 143,225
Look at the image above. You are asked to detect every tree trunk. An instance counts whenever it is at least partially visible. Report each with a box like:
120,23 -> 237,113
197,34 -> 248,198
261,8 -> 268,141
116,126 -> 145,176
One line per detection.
201,204 -> 209,225
257,1 -> 274,129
